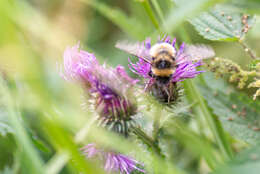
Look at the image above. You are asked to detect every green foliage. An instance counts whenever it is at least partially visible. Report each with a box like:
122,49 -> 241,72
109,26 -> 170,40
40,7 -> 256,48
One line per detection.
213,143 -> 260,174
0,113 -> 13,137
166,0 -> 220,33
80,0 -> 150,40
0,166 -> 13,174
0,0 -> 260,173
199,73 -> 260,144
190,5 -> 255,41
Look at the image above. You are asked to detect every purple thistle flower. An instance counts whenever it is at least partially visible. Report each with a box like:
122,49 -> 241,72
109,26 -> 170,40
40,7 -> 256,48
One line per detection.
62,43 -> 138,136
126,36 -> 210,103
129,37 -> 204,84
81,144 -> 145,174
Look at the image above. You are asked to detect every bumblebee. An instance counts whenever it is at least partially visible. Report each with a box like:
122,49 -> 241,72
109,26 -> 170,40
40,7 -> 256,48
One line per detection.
116,40 -> 214,86
149,42 -> 177,84
116,39 -> 215,103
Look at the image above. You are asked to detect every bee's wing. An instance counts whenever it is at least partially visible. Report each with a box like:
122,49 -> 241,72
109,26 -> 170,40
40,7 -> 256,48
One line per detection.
115,41 -> 152,63
183,44 -> 215,61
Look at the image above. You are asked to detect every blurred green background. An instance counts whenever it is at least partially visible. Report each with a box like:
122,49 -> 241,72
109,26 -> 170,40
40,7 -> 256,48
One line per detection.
1,0 -> 260,174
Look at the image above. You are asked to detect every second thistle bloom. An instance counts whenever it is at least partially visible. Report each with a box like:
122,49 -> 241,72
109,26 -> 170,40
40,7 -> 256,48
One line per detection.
82,144 -> 145,174
63,44 -> 138,136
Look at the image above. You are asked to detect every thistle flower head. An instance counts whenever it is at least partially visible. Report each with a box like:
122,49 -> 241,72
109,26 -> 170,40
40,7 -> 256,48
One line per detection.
62,44 -> 138,136
128,36 -> 206,103
82,144 -> 145,174
129,36 -> 204,83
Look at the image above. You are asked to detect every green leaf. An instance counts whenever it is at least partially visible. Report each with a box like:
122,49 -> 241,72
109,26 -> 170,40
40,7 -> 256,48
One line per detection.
190,5 -> 256,41
0,135 -> 16,170
212,143 -> 260,174
198,73 -> 260,144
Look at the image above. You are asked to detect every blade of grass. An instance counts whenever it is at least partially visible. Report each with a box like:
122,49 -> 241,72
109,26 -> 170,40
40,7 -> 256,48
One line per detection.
0,77 -> 45,174
45,151 -> 70,174
81,0 -> 148,40
151,0 -> 164,23
167,121 -> 219,169
140,0 -> 160,29
183,79 -> 233,160
179,28 -> 233,161
41,113 -> 105,174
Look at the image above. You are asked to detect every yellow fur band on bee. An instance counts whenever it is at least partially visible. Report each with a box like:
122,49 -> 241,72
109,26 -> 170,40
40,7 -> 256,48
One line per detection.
151,68 -> 174,76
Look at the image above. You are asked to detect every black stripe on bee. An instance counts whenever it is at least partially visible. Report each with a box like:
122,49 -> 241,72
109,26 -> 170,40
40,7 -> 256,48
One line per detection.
154,75 -> 172,84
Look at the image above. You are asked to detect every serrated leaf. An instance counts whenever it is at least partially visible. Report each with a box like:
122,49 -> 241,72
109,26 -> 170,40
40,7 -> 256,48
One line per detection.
212,143 -> 260,174
198,73 -> 260,144
190,5 -> 255,41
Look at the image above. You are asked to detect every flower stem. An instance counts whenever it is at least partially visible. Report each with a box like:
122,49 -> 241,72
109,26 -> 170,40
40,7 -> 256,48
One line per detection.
239,40 -> 258,60
132,126 -> 165,158
140,0 -> 160,30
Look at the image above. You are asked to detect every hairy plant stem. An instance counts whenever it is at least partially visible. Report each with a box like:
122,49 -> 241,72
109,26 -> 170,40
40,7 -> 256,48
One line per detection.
132,126 -> 165,158
140,0 -> 160,30
239,40 -> 258,60
152,107 -> 162,143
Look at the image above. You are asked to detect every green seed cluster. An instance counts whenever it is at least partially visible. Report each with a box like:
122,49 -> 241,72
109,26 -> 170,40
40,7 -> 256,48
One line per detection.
205,57 -> 260,100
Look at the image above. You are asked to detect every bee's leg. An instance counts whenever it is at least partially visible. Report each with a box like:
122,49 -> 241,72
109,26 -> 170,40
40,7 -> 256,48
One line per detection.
163,85 -> 171,103
148,70 -> 153,77
145,71 -> 154,91
168,83 -> 173,103
168,94 -> 171,104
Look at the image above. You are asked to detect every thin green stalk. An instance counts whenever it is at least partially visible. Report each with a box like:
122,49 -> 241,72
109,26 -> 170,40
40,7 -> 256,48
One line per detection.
150,0 -> 164,23
45,151 -> 70,174
132,127 -> 164,158
0,78 -> 44,173
170,121 -> 218,169
239,40 -> 258,59
179,28 -> 233,160
183,80 -> 233,160
140,0 -> 160,29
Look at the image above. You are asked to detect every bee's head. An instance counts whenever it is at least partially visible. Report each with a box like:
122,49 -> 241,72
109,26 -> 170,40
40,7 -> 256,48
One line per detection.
149,43 -> 176,60
155,59 -> 172,69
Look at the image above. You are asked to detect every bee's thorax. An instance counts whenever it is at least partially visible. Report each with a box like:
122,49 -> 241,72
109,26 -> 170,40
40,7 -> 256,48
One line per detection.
149,43 -> 176,59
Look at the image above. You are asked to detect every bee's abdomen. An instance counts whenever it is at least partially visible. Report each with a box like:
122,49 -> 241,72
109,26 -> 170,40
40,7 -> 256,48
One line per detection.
155,76 -> 171,84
